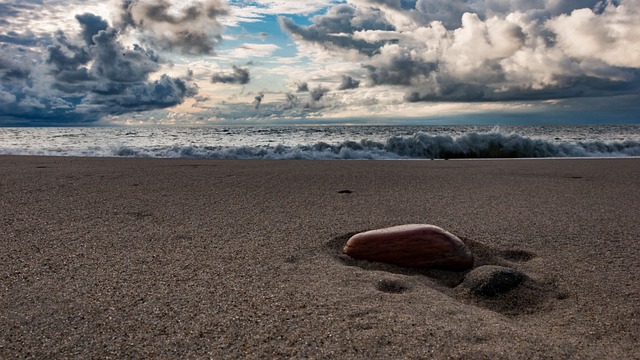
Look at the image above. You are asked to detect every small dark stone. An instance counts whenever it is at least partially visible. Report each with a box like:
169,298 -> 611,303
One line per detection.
460,265 -> 527,297
376,279 -> 407,294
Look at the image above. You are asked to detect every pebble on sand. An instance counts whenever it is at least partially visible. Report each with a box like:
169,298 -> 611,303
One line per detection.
343,224 -> 474,270
459,265 -> 527,297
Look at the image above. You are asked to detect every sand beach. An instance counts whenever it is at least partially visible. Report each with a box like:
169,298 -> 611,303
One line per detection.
1,156 -> 638,358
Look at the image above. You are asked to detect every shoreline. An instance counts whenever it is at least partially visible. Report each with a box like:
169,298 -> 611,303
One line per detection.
1,154 -> 640,161
1,156 -> 638,358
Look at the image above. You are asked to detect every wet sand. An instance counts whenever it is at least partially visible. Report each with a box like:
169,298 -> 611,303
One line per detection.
1,156 -> 639,358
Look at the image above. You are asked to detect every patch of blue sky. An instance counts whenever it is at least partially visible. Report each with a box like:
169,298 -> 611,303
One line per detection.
221,7 -> 334,61
222,14 -> 296,58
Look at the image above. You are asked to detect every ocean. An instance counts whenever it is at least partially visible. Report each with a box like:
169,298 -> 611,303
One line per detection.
0,125 -> 639,160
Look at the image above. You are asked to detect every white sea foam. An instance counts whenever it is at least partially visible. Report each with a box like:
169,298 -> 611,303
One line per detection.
0,125 -> 639,159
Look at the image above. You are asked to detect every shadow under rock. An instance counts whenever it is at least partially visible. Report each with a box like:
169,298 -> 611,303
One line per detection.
326,231 -> 566,317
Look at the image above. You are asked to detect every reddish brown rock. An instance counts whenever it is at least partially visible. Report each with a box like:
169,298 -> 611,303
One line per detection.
343,224 -> 473,270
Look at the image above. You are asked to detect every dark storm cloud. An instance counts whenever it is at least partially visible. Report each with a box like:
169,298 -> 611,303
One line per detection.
81,74 -> 196,114
364,57 -> 437,86
351,0 -> 472,29
412,0 -> 473,28
284,93 -> 298,108
0,53 -> 31,82
404,83 -> 489,102
76,13 -> 109,45
338,75 -> 360,90
281,0 -> 640,104
253,92 -> 264,109
279,4 -> 391,56
45,24 -> 162,87
274,93 -> 303,112
119,0 -> 227,55
46,30 -> 93,85
310,86 -> 329,101
0,13 -> 197,125
404,72 -> 640,102
211,66 -> 250,84
296,81 -> 309,92
90,28 -> 161,83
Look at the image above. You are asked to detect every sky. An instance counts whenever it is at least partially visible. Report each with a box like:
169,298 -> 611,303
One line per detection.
0,0 -> 639,126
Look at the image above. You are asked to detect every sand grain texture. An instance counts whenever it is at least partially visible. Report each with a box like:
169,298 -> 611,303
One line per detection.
1,156 -> 639,359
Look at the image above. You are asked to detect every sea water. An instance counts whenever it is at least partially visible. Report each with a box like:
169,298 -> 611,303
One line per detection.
0,125 -> 639,159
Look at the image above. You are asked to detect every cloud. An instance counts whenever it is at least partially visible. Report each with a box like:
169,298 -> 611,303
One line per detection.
363,43 -> 436,86
253,92 -> 264,109
78,75 -> 195,115
224,1 -> 339,27
349,0 -> 474,30
2,0 -> 638,124
0,13 -> 197,125
0,53 -> 31,82
310,86 -> 329,101
118,0 -> 228,55
0,1 -> 42,21
0,31 -> 50,47
338,75 -> 361,90
211,65 -> 250,84
76,13 -> 109,46
45,23 -> 165,89
546,3 -> 640,68
244,0 -> 337,15
296,81 -> 309,92
284,93 -> 299,108
221,43 -> 281,59
278,0 -> 640,103
279,4 -> 392,56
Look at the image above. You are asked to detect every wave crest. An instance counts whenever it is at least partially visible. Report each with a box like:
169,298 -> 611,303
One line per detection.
108,132 -> 640,159
2,131 -> 639,159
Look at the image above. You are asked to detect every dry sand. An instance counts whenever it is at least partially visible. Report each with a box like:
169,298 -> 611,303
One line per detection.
1,156 -> 639,359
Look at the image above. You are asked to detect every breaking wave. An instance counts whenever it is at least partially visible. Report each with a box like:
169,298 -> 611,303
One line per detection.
7,131 -> 636,159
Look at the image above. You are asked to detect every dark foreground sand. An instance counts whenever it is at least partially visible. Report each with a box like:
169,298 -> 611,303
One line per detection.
1,156 -> 638,359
